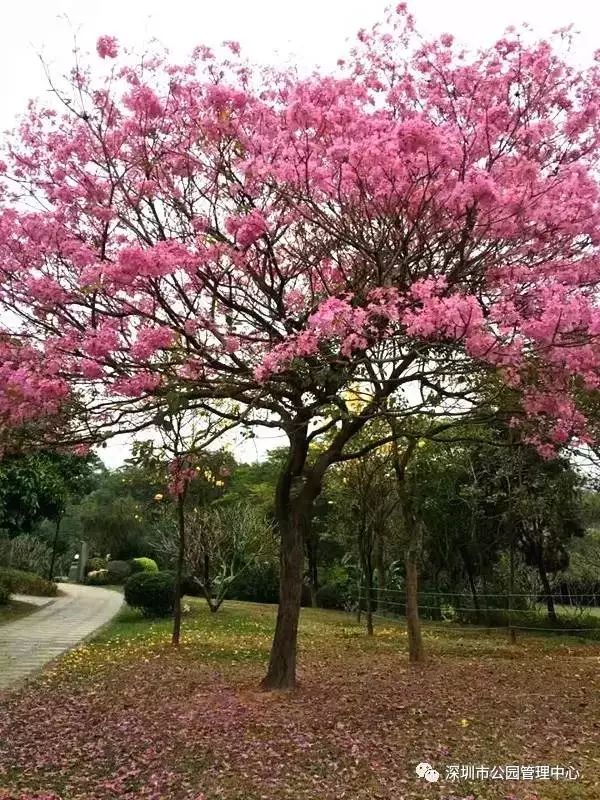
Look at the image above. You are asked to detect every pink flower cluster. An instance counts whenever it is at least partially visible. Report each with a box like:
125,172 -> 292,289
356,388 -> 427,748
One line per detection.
225,210 -> 268,248
1,6 -> 600,453
0,336 -> 69,431
96,35 -> 118,60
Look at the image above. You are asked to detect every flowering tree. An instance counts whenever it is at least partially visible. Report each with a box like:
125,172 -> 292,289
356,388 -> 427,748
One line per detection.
137,407 -> 234,644
3,6 -> 600,687
0,335 -> 72,455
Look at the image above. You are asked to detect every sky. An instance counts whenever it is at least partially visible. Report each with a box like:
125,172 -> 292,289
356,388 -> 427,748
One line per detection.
3,0 -> 600,467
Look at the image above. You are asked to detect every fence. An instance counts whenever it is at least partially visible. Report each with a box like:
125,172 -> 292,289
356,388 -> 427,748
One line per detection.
349,585 -> 600,637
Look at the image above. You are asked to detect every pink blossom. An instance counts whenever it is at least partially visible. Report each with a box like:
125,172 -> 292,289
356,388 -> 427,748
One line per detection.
96,35 -> 118,60
131,327 -> 174,360
225,210 -> 268,247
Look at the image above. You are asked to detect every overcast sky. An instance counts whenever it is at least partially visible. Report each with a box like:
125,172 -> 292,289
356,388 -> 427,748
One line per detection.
3,1 -> 599,466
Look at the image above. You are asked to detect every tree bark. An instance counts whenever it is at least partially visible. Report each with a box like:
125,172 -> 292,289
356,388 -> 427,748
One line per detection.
261,431 -> 312,691
48,515 -> 62,581
375,531 -> 386,612
172,491 -> 186,646
261,501 -> 306,689
359,526 -> 374,636
538,556 -> 558,625
365,572 -> 374,636
461,547 -> 480,623
405,534 -> 424,662
306,531 -> 319,608
508,537 -> 516,644
390,436 -> 424,663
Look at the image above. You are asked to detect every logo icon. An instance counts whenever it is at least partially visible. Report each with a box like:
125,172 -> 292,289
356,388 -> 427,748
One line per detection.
416,761 -> 440,783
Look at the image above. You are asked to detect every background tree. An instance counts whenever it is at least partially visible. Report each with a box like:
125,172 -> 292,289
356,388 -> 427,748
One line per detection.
153,502 -> 274,611
329,436 -> 399,633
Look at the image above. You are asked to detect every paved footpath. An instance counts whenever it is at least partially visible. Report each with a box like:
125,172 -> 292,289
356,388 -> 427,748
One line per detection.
0,583 -> 123,690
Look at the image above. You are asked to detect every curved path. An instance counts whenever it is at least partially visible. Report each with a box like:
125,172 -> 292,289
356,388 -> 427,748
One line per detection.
0,583 -> 123,690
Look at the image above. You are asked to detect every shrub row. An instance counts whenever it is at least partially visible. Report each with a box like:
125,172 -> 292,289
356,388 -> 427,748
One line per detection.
85,557 -> 158,586
0,567 -> 58,597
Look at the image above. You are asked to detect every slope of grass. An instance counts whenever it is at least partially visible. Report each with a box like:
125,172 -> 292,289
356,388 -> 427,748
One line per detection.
0,568 -> 57,597
1,600 -> 599,800
0,599 -> 39,626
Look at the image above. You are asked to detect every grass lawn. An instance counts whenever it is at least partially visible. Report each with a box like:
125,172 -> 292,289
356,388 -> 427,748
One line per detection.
0,599 -> 39,626
1,600 -> 600,800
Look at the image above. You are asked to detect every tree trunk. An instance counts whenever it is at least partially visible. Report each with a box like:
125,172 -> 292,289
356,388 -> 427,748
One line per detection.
364,540 -> 374,635
405,543 -> 424,662
508,538 -> 516,644
390,435 -> 424,663
358,520 -> 374,635
48,515 -> 62,581
261,504 -> 305,690
538,556 -> 558,625
172,491 -> 186,646
306,531 -> 319,608
365,573 -> 374,636
461,547 -> 480,623
375,530 -> 386,612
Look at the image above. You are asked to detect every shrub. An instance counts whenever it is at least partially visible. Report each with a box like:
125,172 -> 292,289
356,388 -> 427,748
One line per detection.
316,583 -> 346,610
86,557 -> 107,575
124,571 -> 175,617
129,557 -> 159,574
0,567 -> 57,597
106,560 -> 132,583
229,561 -> 279,604
181,574 -> 203,597
0,583 -> 9,605
86,569 -> 110,586
0,534 -> 53,575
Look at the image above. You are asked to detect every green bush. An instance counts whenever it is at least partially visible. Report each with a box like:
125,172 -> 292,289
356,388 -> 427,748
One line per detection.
86,569 -> 110,586
229,561 -> 279,604
181,574 -> 203,597
455,605 -> 600,638
0,534 -> 53,576
86,557 -> 108,575
106,560 -> 132,583
0,567 -> 57,597
0,583 -> 10,605
129,557 -> 159,574
316,583 -> 346,610
124,571 -> 175,617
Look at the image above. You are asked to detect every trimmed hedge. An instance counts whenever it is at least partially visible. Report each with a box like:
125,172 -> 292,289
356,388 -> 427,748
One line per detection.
130,557 -> 159,575
86,569 -> 111,586
0,568 -> 58,597
228,562 -> 280,604
106,560 -> 132,583
86,557 -> 108,575
316,583 -> 346,610
124,571 -> 175,617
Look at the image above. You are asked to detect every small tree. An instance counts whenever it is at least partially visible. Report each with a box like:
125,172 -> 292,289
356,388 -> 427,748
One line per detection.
330,435 -> 399,634
133,406 -> 235,644
153,502 -> 273,612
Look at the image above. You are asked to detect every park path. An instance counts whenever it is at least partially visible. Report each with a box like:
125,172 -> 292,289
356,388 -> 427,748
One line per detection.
0,583 -> 123,690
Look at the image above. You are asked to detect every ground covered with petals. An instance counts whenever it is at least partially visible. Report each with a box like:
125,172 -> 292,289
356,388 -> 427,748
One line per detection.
1,601 -> 599,800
